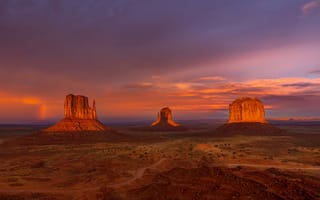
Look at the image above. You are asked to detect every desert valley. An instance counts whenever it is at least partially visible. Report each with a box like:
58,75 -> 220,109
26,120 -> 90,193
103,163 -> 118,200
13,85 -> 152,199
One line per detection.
0,95 -> 319,200
1,1 -> 320,199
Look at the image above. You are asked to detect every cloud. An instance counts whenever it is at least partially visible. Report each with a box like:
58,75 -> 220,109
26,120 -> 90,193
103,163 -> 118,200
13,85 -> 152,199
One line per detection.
117,77 -> 320,117
3,76 -> 320,121
123,82 -> 155,89
281,82 -> 315,88
194,76 -> 226,82
310,69 -> 320,74
302,0 -> 320,14
261,95 -> 305,101
1,1 -> 320,121
0,0 -> 318,86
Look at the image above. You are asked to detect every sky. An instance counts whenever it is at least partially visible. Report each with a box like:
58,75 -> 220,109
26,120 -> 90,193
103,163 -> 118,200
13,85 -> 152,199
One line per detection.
1,0 -> 320,123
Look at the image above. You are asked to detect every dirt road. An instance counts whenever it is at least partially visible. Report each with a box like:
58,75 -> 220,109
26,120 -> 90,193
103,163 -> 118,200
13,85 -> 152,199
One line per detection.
110,158 -> 166,188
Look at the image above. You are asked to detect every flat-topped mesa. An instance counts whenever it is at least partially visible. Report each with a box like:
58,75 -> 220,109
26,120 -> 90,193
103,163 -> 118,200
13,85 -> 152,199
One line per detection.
151,107 -> 180,127
215,97 -> 283,136
228,97 -> 266,123
64,94 -> 97,120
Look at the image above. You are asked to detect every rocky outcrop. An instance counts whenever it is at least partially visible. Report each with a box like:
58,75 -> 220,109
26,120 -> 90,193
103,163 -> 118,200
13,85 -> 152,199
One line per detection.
142,107 -> 188,131
151,107 -> 180,127
44,94 -> 110,132
64,94 -> 97,120
228,97 -> 265,123
215,97 -> 283,136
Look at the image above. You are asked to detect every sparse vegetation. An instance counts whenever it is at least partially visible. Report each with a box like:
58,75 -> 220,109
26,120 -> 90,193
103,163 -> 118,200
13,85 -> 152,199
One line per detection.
0,124 -> 319,199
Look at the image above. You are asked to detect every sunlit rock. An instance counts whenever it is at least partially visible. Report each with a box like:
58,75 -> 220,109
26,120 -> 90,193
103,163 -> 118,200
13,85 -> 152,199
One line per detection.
228,97 -> 265,123
215,97 -> 283,136
44,94 -> 110,132
64,94 -> 97,120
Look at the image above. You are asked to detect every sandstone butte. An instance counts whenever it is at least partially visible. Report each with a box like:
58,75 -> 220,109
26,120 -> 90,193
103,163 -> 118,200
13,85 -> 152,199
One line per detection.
44,94 -> 110,132
216,97 -> 283,135
151,107 -> 181,128
228,97 -> 266,123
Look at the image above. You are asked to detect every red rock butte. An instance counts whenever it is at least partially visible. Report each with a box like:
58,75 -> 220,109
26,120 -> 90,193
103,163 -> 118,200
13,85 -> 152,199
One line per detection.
64,94 -> 97,120
216,97 -> 283,136
228,97 -> 266,123
151,107 -> 180,127
44,94 -> 110,132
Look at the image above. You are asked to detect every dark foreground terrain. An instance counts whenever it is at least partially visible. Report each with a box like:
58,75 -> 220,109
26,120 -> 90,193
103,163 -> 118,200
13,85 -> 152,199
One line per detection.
0,121 -> 319,199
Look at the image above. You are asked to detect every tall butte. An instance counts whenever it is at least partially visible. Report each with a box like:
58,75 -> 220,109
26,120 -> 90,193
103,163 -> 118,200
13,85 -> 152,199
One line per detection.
44,94 -> 110,132
64,94 -> 97,120
216,97 -> 282,135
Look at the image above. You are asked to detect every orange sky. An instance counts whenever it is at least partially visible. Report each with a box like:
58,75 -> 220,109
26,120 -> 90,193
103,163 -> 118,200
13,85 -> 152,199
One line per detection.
1,76 -> 320,123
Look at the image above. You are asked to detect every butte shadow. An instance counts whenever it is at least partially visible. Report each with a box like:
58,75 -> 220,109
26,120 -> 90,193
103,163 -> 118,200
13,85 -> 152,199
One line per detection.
131,107 -> 188,132
215,97 -> 284,136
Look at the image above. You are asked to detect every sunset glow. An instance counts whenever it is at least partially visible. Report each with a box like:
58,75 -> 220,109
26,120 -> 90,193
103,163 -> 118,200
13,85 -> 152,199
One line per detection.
0,0 -> 320,123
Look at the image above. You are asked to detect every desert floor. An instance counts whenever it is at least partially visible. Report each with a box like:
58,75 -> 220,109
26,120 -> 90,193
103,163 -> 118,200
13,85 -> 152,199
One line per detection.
0,121 -> 319,200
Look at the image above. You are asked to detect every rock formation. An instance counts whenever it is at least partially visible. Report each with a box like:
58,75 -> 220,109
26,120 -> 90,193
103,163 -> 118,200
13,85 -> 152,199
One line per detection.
151,107 -> 180,127
215,97 -> 283,136
228,97 -> 265,123
44,94 -> 110,132
140,107 -> 188,131
64,94 -> 97,120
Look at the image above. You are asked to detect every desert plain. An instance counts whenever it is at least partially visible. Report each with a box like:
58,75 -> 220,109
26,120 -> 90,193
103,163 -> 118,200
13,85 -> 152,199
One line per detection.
0,121 -> 319,200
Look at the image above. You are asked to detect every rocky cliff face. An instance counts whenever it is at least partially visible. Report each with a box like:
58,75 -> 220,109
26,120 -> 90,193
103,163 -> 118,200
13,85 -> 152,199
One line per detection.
44,94 -> 109,132
151,107 -> 180,127
64,94 -> 97,120
228,97 -> 265,123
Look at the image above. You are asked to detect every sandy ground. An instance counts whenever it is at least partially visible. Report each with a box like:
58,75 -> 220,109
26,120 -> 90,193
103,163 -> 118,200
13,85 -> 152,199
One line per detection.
0,122 -> 319,199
